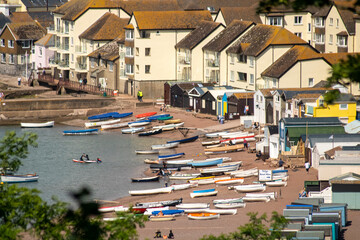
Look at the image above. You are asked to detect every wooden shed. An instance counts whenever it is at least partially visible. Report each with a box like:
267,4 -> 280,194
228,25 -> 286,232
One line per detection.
227,92 -> 254,119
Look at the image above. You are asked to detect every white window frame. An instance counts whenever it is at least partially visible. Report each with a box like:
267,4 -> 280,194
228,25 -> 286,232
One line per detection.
249,74 -> 254,85
329,18 -> 333,26
315,17 -> 324,27
337,36 -> 347,47
0,39 -> 5,47
125,30 -> 134,40
145,48 -> 151,56
315,34 -> 324,44
272,78 -> 277,88
230,54 -> 234,64
91,59 -> 95,68
249,57 -> 254,67
109,62 -> 113,72
329,34 -> 333,44
145,65 -> 150,74
212,101 -> 215,110
8,40 -> 14,48
9,54 -> 14,64
125,64 -> 133,74
22,40 -> 30,48
308,78 -> 314,87
125,47 -> 133,57
295,32 -> 302,38
268,17 -> 283,26
294,16 -> 302,25
202,99 -> 205,108
336,19 -> 339,28
339,104 -> 348,110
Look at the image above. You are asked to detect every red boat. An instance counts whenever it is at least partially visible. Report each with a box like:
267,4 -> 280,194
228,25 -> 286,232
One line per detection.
135,112 -> 157,118
131,206 -> 147,213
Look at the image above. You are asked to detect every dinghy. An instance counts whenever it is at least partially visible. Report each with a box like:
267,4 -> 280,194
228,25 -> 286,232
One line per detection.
165,159 -> 193,164
101,122 -> 129,130
111,112 -> 133,119
144,159 -> 159,164
138,128 -> 162,136
168,173 -> 201,180
135,112 -> 157,118
153,122 -> 184,130
242,196 -> 271,202
204,209 -> 237,215
245,192 -> 276,200
201,140 -> 221,146
229,168 -> 258,177
144,207 -> 170,215
190,189 -> 218,198
72,159 -> 97,163
171,183 -> 197,191
265,180 -> 287,187
136,198 -> 183,208
99,205 -> 128,213
215,178 -> 244,185
205,144 -> 244,153
176,203 -> 209,209
158,152 -> 185,160
149,215 -> 175,221
230,184 -> 266,193
128,120 -> 151,128
131,175 -> 160,182
167,135 -> 198,144
189,176 -> 230,185
187,213 -> 220,220
205,131 -> 228,138
214,202 -> 246,209
164,119 -> 181,124
149,163 -> 191,171
135,150 -> 159,154
157,116 -> 173,121
1,174 -> 39,183
129,187 -> 173,196
151,142 -> 179,150
213,198 -> 244,204
200,164 -> 240,175
121,127 -> 145,134
88,112 -> 119,121
151,210 -> 184,216
20,121 -> 54,128
148,114 -> 170,121
84,119 -> 121,128
190,158 -> 223,167
63,129 -> 98,136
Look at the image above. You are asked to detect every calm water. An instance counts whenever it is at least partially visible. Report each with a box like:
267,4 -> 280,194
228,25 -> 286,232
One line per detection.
0,125 -> 166,204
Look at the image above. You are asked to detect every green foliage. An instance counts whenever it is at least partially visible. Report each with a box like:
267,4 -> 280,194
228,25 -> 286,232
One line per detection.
0,131 -> 38,174
257,0 -> 332,13
200,212 -> 289,240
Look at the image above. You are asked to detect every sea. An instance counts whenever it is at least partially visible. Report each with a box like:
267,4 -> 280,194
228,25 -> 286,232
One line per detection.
0,125 -> 167,205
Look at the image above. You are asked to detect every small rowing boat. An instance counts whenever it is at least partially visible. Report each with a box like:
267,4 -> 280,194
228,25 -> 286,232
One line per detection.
151,210 -> 184,216
167,135 -> 198,144
138,128 -> 162,136
189,176 -> 230,185
121,127 -> 145,134
135,112 -> 157,118
165,159 -> 193,164
149,215 -> 175,221
205,144 -> 244,153
88,112 -> 119,121
190,189 -> 218,198
150,163 -> 191,171
190,158 -> 223,167
171,183 -> 198,191
1,174 -> 39,183
215,178 -> 244,185
131,175 -> 160,182
135,150 -> 159,154
176,203 -> 209,209
205,131 -> 228,138
214,202 -> 246,209
169,173 -> 201,180
101,122 -> 129,130
201,140 -> 221,146
187,213 -> 219,220
148,114 -> 170,121
144,207 -> 170,215
230,184 -> 266,193
63,129 -> 98,136
136,198 -> 183,208
213,198 -> 244,204
128,120 -> 151,128
84,119 -> 121,128
129,187 -> 173,196
151,142 -> 179,150
144,159 -> 159,164
229,168 -> 258,177
20,121 -> 54,128
153,122 -> 184,130
98,205 -> 128,213
158,152 -> 185,160
242,196 -> 270,202
164,119 -> 182,124
72,159 -> 97,163
200,164 -> 240,175
157,116 -> 173,121
245,192 -> 276,200
205,209 -> 237,215
265,180 -> 287,187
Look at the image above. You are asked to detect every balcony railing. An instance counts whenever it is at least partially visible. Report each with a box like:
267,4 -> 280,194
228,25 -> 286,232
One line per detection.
49,58 -> 59,65
206,59 -> 219,67
178,56 -> 191,65
59,60 -> 69,68
75,45 -> 87,53
76,63 -> 87,70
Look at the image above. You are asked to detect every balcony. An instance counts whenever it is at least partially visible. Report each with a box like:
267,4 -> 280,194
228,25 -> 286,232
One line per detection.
58,60 -> 69,69
49,58 -> 59,66
75,45 -> 87,55
58,44 -> 69,53
47,24 -> 55,34
75,63 -> 88,72
206,59 -> 219,67
178,56 -> 191,65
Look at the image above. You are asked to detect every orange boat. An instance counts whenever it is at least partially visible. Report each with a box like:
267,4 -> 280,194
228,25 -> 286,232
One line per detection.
135,112 -> 157,118
187,213 -> 220,220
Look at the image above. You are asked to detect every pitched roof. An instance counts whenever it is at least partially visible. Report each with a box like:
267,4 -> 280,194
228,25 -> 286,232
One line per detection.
79,13 -> 128,41
319,52 -> 358,65
332,93 -> 356,102
281,117 -> 343,126
88,38 -> 120,61
9,12 -> 33,23
279,88 -> 329,100
27,11 -> 55,29
202,20 -> 254,52
261,45 -> 324,78
35,33 -> 54,47
330,172 -> 360,184
227,24 -> 307,56
258,88 -> 274,97
21,0 -> 67,8
0,13 -> 11,30
218,7 -> 261,25
178,0 -> 260,12
133,10 -> 212,30
338,9 -> 356,35
176,21 -> 222,50
233,92 -> 255,99
171,82 -> 214,91
294,92 -> 323,100
6,22 -> 46,40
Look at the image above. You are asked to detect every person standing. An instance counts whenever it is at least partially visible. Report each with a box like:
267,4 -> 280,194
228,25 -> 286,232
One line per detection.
243,139 -> 248,149
137,90 -> 143,102
17,77 -> 21,86
305,161 -> 310,173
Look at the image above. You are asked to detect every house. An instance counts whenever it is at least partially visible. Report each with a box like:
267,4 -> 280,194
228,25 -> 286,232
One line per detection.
329,172 -> 360,209
16,0 -> 67,12
256,125 -> 278,157
226,24 -> 308,90
214,7 -> 261,26
202,20 -> 255,85
121,10 -> 212,99
0,13 -> 11,31
305,93 -> 357,123
254,89 -> 274,125
279,117 -> 344,152
0,21 -> 45,76
175,21 -> 224,82
227,92 -> 254,119
32,33 -> 55,70
288,92 -> 323,118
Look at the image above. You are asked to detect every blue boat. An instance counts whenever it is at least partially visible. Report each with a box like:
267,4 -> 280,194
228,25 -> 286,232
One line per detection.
63,129 -> 98,136
111,112 -> 133,119
158,152 -> 185,160
148,114 -> 170,121
272,169 -> 288,174
167,135 -> 198,144
88,112 -> 119,120
128,119 -> 151,124
193,188 -> 216,193
190,158 -> 223,167
151,210 -> 184,216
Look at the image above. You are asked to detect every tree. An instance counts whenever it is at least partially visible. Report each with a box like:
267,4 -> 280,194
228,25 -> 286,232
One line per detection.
200,212 -> 289,240
0,131 -> 38,174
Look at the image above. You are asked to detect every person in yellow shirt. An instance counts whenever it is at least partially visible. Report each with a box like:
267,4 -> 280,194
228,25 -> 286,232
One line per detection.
137,90 -> 143,102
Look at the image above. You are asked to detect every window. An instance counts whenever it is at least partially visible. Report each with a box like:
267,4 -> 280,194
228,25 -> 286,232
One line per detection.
329,34 -> 333,44
125,30 -> 133,40
329,18 -> 333,26
256,95 -> 259,102
64,21 -> 69,33
145,65 -> 150,74
56,18 -> 60,32
230,71 -> 234,82
212,101 -> 215,110
336,19 -> 339,28
91,59 -> 94,68
308,23 -> 311,32
276,95 -> 280,102
269,17 -> 282,26
295,32 -> 302,38
308,78 -> 314,87
272,78 -> 277,88
109,62 -> 113,72
135,47 -> 139,56
140,31 -> 150,38
125,64 -> 133,74
237,54 -> 247,63
156,31 -> 160,35
337,36 -> 347,47
71,37 -> 73,46
315,34 -> 324,44
315,17 -> 324,27
71,54 -> 74,62
145,48 -> 151,56
136,64 -> 139,72
319,99 -> 324,106
230,54 -> 234,64
125,47 -> 133,57
0,39 -> 4,47
1,53 -> 5,62
339,104 -> 348,110
9,54 -> 14,64
249,57 -> 254,67
71,22 -> 73,30
294,16 -> 302,25
237,72 -> 247,81
260,96 -> 263,102
249,74 -> 254,85
8,40 -> 14,48
39,48 -> 42,56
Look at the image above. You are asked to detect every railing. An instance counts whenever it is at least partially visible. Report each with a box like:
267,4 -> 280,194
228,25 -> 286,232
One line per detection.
76,63 -> 87,70
206,59 -> 219,67
178,56 -> 191,64
75,45 -> 87,53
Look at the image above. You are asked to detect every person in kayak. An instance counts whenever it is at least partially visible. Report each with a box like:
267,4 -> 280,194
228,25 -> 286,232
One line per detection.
97,158 -> 102,163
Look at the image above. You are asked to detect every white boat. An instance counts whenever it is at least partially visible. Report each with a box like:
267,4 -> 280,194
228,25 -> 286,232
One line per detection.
129,187 -> 173,196
189,176 -> 230,185
242,196 -> 270,202
187,213 -> 220,220
121,127 -> 145,134
230,184 -> 266,193
230,137 -> 256,145
190,190 -> 218,198
169,173 -> 201,180
153,122 -> 184,130
205,131 -> 228,138
215,178 -> 244,185
166,159 -> 193,165
171,183 -> 198,191
144,159 -> 159,164
176,203 -> 209,209
151,142 -> 179,150
214,203 -> 246,209
1,174 -> 39,183
213,198 -> 244,204
162,126 -> 175,131
229,168 -> 258,177
265,181 -> 287,187
220,131 -> 249,139
217,161 -> 242,167
99,205 -> 128,213
101,122 -> 129,130
85,119 -> 121,128
20,121 -> 54,128
200,164 -> 240,175
144,207 -> 170,215
204,209 -> 237,215
149,215 -> 175,221
245,192 -> 276,200
135,150 -> 159,154
128,121 -> 151,128
202,140 -> 221,146
206,143 -> 223,149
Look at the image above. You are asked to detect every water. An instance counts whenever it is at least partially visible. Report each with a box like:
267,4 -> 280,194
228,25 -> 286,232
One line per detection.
0,125 -> 165,205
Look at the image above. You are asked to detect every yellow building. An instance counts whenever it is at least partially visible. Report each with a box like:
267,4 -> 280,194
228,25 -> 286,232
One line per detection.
305,93 -> 357,123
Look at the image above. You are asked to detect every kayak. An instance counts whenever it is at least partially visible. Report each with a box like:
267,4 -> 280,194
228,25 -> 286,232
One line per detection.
135,112 -> 157,118
72,159 -> 97,163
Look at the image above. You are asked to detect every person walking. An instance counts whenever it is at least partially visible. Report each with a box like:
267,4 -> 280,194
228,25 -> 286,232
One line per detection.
17,77 -> 21,86
305,161 -> 310,173
137,90 -> 143,102
243,139 -> 248,149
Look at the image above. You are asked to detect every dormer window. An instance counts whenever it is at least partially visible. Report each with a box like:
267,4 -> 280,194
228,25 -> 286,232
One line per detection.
315,17 -> 324,27
22,40 -> 30,48
268,17 -> 283,26
337,36 -> 347,47
140,31 -> 150,38
125,30 -> 134,40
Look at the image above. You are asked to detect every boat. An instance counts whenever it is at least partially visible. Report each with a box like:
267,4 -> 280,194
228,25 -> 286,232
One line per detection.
265,180 -> 287,187
144,159 -> 159,164
151,142 -> 179,150
20,121 -> 54,128
215,178 -> 244,185
148,114 -> 170,121
171,183 -> 197,191
63,129 -> 98,136
144,207 -> 170,215
204,209 -> 237,215
217,161 -> 242,167
176,203 -> 210,209
162,126 -> 175,131
214,203 -> 246,209
164,119 -> 182,124
219,131 -> 249,139
149,163 -> 191,171
220,133 -> 255,144
165,159 -> 193,164
136,198 -> 183,208
167,135 -> 198,144
242,196 -> 270,202
206,143 -> 223,149
129,186 -> 173,196
190,189 -> 218,198
121,127 -> 145,134
157,116 -> 173,121
205,144 -> 244,153
111,112 -> 133,119
135,112 -> 157,118
189,176 -> 230,185
138,128 -> 162,136
230,137 -> 256,145
135,150 -> 159,154
201,140 -> 221,146
153,122 -> 184,130
213,198 -> 244,204
151,210 -> 184,216
200,164 -> 240,175
158,152 -> 185,160
131,175 -> 160,182
88,112 -> 119,121
190,158 -> 223,167
0,174 -> 39,183
72,159 -> 97,163
245,192 -> 276,200
149,215 -> 175,221
98,205 -> 128,213
168,173 -> 201,180
187,213 -> 220,220
101,122 -> 129,130
84,119 -> 121,128
230,184 -> 266,193
205,131 -> 228,138
128,120 -> 151,128
229,168 -> 258,178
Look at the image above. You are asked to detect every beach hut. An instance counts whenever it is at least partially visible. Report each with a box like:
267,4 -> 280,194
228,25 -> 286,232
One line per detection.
329,172 -> 360,210
227,92 -> 254,119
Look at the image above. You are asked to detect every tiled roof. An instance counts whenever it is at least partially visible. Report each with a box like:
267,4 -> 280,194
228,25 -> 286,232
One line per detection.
261,45 -> 323,78
233,92 -> 254,99
334,93 -> 356,102
175,21 -> 222,50
338,9 -> 356,35
88,38 -> 120,61
178,0 -> 260,12
7,22 -> 46,40
54,0 -> 181,21
281,117 -> 343,125
218,7 -> 261,25
258,4 -> 324,15
35,33 -> 54,47
172,82 -> 214,91
79,13 -> 128,41
258,88 -> 274,97
0,13 -> 11,30
294,93 -> 323,100
133,10 -> 212,30
9,12 -> 33,23
319,52 -> 358,65
312,5 -> 332,17
202,20 -> 254,52
227,24 -> 307,56
124,24 -> 134,29
21,0 -> 67,8
28,11 -> 54,29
